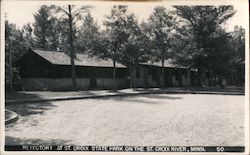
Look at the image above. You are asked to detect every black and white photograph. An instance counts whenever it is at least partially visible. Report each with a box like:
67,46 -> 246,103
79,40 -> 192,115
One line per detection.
1,0 -> 249,154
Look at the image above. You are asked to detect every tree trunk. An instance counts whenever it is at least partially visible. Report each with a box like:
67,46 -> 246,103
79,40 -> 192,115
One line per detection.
129,64 -> 133,88
160,44 -> 165,89
161,59 -> 165,88
42,25 -> 46,49
68,5 -> 77,90
198,67 -> 205,87
113,59 -> 117,91
143,66 -> 148,89
8,43 -> 13,92
133,64 -> 137,89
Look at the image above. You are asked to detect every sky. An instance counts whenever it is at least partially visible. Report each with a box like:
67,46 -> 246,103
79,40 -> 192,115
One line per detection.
2,1 -> 248,32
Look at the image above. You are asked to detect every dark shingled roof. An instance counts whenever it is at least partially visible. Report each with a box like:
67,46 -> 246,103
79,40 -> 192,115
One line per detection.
141,59 -> 177,68
32,49 -> 126,68
141,59 -> 197,71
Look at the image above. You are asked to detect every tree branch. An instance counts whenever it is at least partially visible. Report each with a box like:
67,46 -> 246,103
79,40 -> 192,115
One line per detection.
72,6 -> 91,16
57,7 -> 69,16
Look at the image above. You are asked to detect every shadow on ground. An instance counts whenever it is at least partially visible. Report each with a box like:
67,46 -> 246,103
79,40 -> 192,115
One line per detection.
5,136 -> 73,145
135,87 -> 245,93
103,93 -> 183,104
6,91 -> 56,117
141,94 -> 182,100
76,91 -> 96,96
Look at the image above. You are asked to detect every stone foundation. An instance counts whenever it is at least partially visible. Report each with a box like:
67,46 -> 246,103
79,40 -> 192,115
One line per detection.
20,78 -> 129,90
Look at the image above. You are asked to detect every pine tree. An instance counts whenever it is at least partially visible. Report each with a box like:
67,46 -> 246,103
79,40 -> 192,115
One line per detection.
77,12 -> 100,55
33,5 -> 56,50
147,6 -> 177,88
103,5 -> 130,91
174,6 -> 235,86
119,13 -> 149,89
21,23 -> 35,48
228,26 -> 245,86
56,5 -> 91,90
5,21 -> 28,91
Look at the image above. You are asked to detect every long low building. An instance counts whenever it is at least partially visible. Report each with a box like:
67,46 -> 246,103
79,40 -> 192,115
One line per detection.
135,61 -> 197,88
15,49 -> 198,90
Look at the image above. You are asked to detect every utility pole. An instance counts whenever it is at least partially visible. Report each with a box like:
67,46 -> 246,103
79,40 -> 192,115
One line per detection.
8,41 -> 13,92
6,13 -> 13,91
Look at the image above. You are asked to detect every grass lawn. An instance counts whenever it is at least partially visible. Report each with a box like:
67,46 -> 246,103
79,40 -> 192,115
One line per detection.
5,94 -> 244,146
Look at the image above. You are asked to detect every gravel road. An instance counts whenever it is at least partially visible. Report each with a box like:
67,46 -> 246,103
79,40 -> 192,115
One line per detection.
5,94 -> 244,146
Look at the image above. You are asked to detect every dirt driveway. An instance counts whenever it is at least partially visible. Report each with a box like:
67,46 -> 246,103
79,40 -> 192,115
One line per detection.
5,94 -> 244,146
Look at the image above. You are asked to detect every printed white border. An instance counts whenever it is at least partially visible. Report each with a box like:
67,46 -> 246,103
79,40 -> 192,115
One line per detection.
1,0 -> 249,155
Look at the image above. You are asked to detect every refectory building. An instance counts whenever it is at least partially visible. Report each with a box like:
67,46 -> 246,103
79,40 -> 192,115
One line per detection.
15,49 -> 197,90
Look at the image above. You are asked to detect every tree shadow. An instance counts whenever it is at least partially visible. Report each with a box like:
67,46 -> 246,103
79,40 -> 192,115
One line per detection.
5,136 -> 74,145
133,88 -> 160,92
5,91 -> 56,117
111,97 -> 158,104
103,93 -> 182,104
6,91 -> 45,101
77,90 -> 130,97
76,91 -> 97,96
140,94 -> 183,100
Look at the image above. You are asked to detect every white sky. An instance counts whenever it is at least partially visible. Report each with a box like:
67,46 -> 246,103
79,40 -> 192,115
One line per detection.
2,1 -> 248,32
